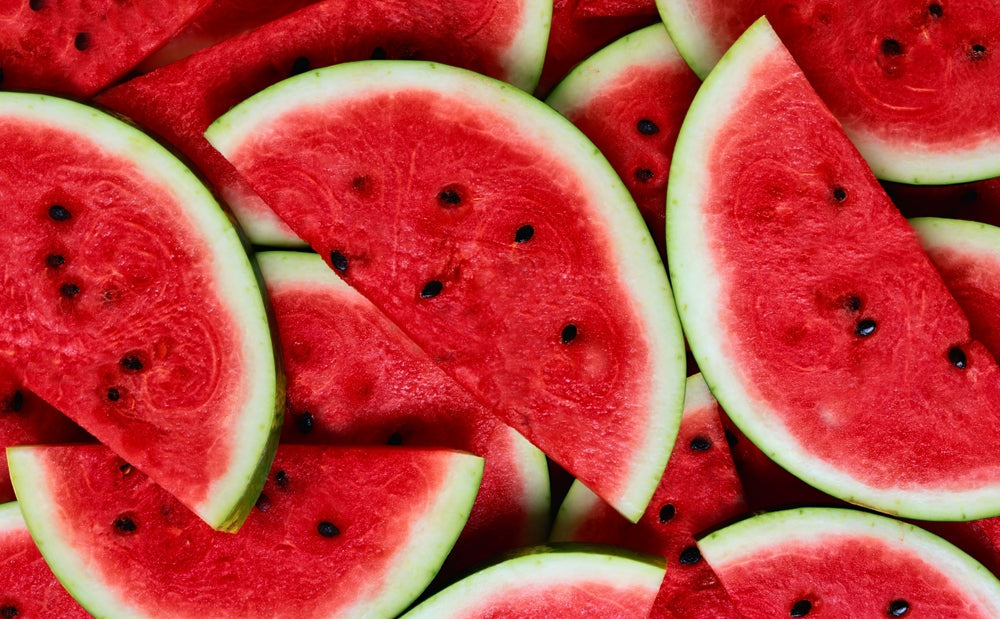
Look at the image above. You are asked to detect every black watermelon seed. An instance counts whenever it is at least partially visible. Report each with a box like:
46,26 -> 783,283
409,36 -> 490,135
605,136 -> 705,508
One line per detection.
678,546 -> 701,565
113,516 -> 137,533
690,436 -> 712,451
724,428 -> 738,447
48,204 -> 71,221
421,280 -> 443,298
928,3 -> 942,17
970,44 -> 987,60
515,225 -> 534,243
387,431 -> 403,445
45,254 -> 65,268
561,324 -> 578,344
296,412 -> 314,434
881,39 -> 903,56
107,388 -> 120,402
844,295 -> 862,312
74,32 -> 90,51
0,605 -> 17,618
60,283 -> 80,297
370,46 -> 387,60
832,186 -> 847,202
291,56 -> 310,75
317,521 -> 340,537
255,492 -> 271,512
275,470 -> 289,489
855,319 -> 877,337
790,600 -> 812,616
437,188 -> 462,206
658,503 -> 675,523
330,250 -> 348,272
119,463 -> 133,476
634,168 -> 655,183
636,119 -> 660,135
0,66 -> 5,85
887,599 -> 909,616
120,355 -> 143,371
948,346 -> 967,369
9,390 -> 23,412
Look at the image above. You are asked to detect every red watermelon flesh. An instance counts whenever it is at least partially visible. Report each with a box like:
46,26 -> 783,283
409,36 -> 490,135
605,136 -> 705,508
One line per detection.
0,501 -> 89,618
96,0 -> 549,247
8,443 -> 483,617
0,0 -> 210,97
546,23 -> 701,258
259,251 -> 549,578
574,0 -> 659,18
886,177 -> 1000,231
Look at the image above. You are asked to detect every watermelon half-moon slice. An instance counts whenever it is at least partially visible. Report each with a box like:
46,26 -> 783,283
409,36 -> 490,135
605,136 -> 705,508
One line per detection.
656,0 -> 1000,184
207,60 -> 687,522
700,508 -> 1000,617
0,92 -> 281,531
667,18 -> 1000,520
8,443 -> 483,618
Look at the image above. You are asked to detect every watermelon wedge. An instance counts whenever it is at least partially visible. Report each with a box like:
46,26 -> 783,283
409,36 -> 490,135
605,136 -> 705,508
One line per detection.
8,443 -> 483,617
96,0 -> 551,247
667,17 -> 1000,520
258,250 -> 550,576
0,92 -> 281,531
700,508 -> 1000,617
206,60 -> 686,522
655,0 -> 1000,184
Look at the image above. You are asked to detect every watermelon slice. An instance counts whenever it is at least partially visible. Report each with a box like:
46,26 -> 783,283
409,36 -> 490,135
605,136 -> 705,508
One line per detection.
667,17 -> 1000,520
96,0 -> 551,247
206,60 -> 686,522
401,545 -> 666,618
0,92 -> 281,531
700,508 -> 1000,617
0,501 -> 89,618
546,22 -> 701,258
0,0 -> 210,97
8,443 -> 483,617
258,250 -> 550,576
656,0 -> 1000,184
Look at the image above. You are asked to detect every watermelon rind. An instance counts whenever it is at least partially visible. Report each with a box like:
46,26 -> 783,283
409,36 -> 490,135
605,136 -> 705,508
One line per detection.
0,500 -> 22,534
400,543 -> 666,618
653,0 -> 720,79
911,216 -> 1000,261
500,0 -> 555,93
0,92 -> 282,532
206,60 -> 687,523
699,507 -> 1000,616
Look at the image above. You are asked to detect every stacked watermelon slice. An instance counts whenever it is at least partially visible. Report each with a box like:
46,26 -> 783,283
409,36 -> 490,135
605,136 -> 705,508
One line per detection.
6,0 -> 1000,616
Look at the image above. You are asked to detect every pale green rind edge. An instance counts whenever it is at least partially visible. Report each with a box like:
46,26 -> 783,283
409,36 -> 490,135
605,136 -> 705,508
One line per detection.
700,507 -> 1000,617
666,17 -> 1000,521
0,92 -> 281,532
256,250 -> 553,543
502,0 -> 553,93
206,60 -> 687,523
400,544 -> 666,618
655,0 -> 721,79
910,216 -> 1000,258
0,500 -> 24,532
222,184 -> 306,249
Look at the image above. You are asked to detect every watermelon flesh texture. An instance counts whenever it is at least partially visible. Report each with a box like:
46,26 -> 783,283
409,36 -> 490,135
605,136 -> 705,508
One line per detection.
667,18 -> 1000,520
8,443 -> 483,618
207,60 -> 686,523
0,0 -> 210,97
546,23 -> 700,259
700,508 -> 1000,617
575,0 -> 658,18
259,250 -> 550,579
0,93 -> 280,531
549,373 -> 747,618
0,501 -> 90,618
656,0 -> 1000,184
96,0 -> 550,247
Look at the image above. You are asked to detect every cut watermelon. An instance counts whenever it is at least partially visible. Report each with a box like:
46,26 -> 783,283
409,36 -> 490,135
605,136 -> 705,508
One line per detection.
401,544 -> 666,618
0,0 -> 210,97
546,22 -> 701,258
96,0 -> 551,247
0,501 -> 89,618
207,60 -> 686,522
574,0 -> 658,18
700,508 -> 1000,617
667,18 -> 1000,520
8,443 -> 483,617
258,250 -> 550,577
656,0 -> 1000,184
0,92 -> 281,531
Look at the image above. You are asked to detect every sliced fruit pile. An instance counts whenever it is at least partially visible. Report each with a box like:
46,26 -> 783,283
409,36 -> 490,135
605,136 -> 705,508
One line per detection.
5,0 -> 1000,616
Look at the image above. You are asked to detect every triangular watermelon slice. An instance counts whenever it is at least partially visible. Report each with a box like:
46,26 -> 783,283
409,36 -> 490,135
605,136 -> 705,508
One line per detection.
667,17 -> 1000,520
206,60 -> 686,522
0,92 -> 281,531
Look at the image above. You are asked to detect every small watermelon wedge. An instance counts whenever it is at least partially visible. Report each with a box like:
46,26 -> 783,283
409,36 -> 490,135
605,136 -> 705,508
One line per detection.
8,443 -> 483,618
207,60 -> 687,522
0,92 -> 281,531
667,17 -> 1000,520
700,508 -> 1000,617
656,0 -> 1000,184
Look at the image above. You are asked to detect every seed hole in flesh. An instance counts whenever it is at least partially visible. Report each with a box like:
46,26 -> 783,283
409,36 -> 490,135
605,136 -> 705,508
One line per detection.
970,44 -> 987,60
291,56 -> 310,75
8,390 -> 23,412
317,521 -> 340,537
790,600 -> 812,616
45,254 -> 65,268
255,492 -> 271,512
437,187 -> 462,206
330,250 -> 348,273
387,431 -> 403,445
855,319 -> 877,337
113,515 -> 137,534
120,355 -> 143,372
296,411 -> 314,434
844,295 -> 862,312
724,429 -> 738,447
948,346 -> 967,369
514,225 -> 534,243
119,463 -> 133,476
74,32 -> 90,51
636,119 -> 660,135
678,546 -> 701,565
60,283 -> 80,298
0,605 -> 17,618
832,186 -> 847,202
690,436 -> 712,451
421,280 -> 443,298
887,599 -> 909,616
107,387 -> 120,402
634,168 -> 654,183
881,39 -> 903,56
275,470 -> 289,489
370,46 -> 387,60
351,176 -> 369,193
928,3 -> 942,17
48,204 -> 71,221
658,504 -> 675,523
561,324 -> 578,344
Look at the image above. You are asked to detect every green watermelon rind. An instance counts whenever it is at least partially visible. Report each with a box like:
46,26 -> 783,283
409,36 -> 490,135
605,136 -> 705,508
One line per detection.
0,500 -> 23,533
400,543 -> 667,618
501,0 -> 555,93
911,216 -> 1000,259
0,92 -> 282,532
699,507 -> 1000,616
666,17 -> 1000,521
654,0 -> 720,79
206,60 -> 687,523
